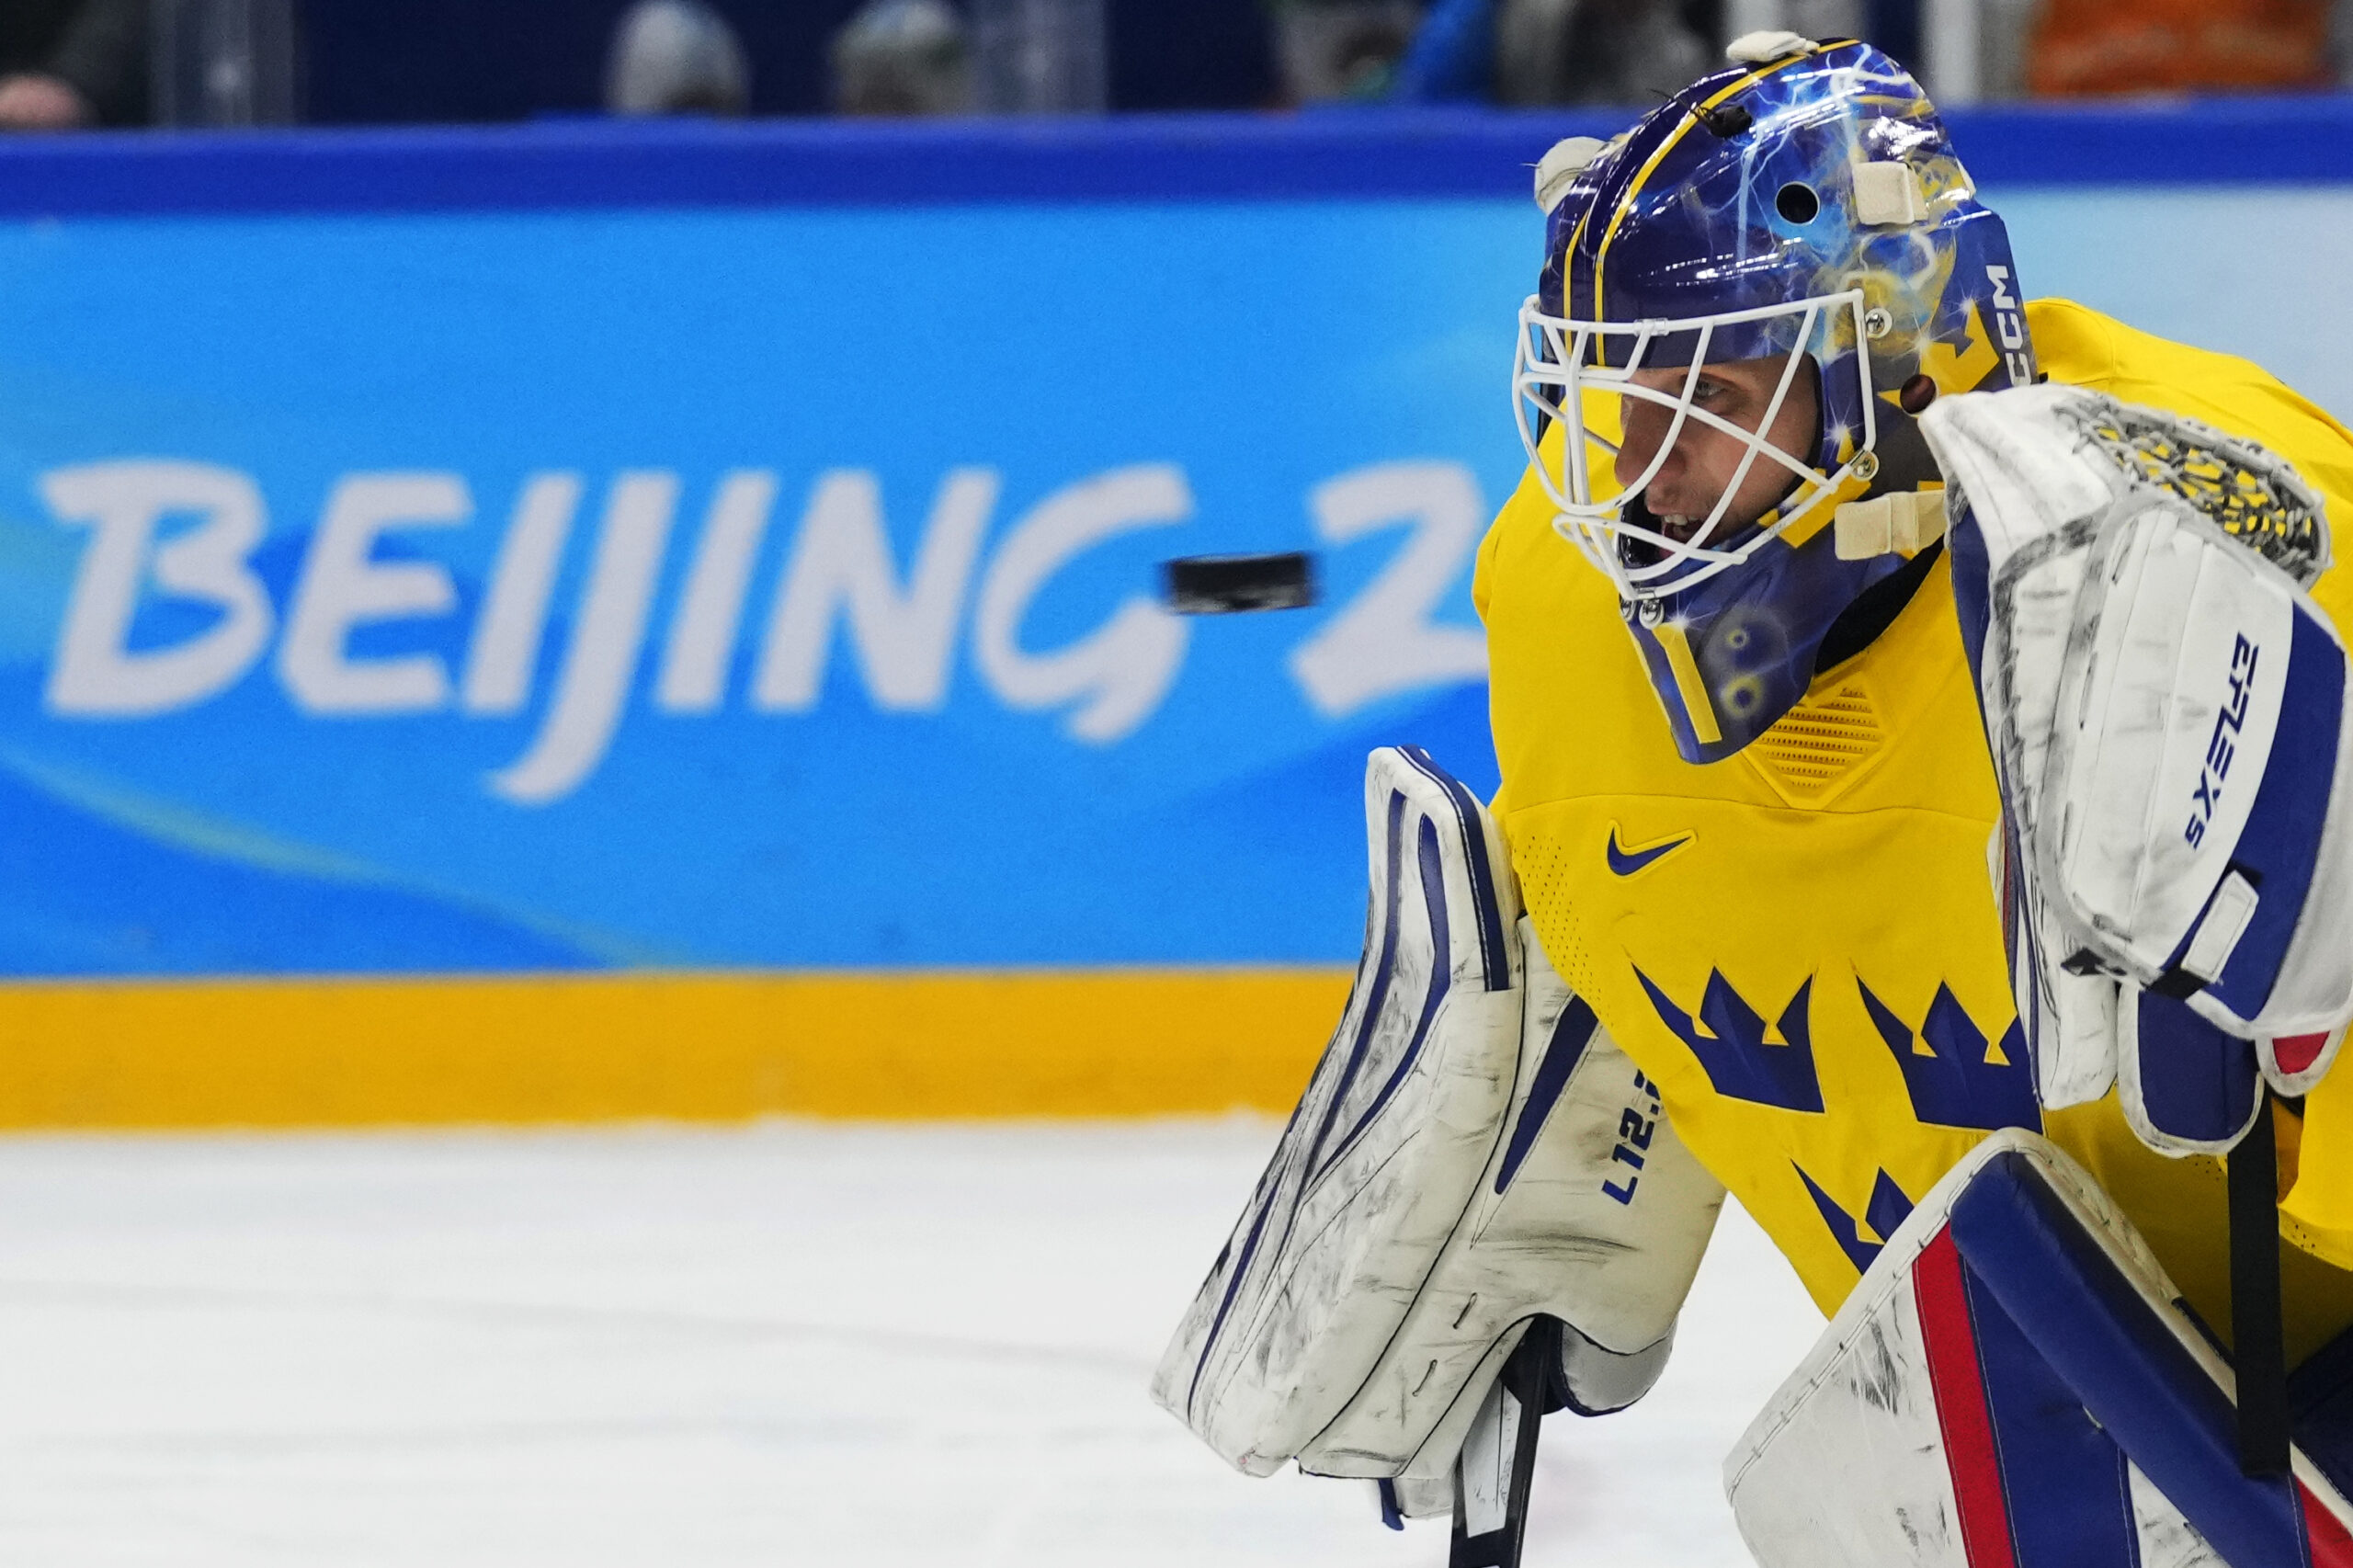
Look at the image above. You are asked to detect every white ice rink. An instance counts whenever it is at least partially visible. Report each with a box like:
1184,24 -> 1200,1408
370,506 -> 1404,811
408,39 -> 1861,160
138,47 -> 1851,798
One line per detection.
0,1119 -> 1824,1566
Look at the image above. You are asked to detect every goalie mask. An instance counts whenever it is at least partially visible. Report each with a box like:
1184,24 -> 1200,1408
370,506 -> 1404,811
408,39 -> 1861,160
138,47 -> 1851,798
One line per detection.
1514,37 -> 2038,763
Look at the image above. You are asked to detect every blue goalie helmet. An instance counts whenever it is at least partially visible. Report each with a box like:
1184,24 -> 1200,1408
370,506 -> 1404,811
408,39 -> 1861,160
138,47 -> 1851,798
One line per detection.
1513,36 -> 2037,764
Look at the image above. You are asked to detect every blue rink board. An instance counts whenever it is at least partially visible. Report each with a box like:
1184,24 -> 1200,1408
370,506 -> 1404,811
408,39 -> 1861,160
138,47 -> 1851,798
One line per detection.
0,110 -> 2347,977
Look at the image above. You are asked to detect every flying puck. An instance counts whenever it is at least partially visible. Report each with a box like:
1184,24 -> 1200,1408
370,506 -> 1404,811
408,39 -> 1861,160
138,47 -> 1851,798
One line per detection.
1162,552 -> 1318,614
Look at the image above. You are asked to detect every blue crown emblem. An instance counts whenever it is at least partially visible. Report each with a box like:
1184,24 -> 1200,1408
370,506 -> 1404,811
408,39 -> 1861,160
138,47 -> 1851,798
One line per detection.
1857,980 -> 2040,1132
1796,1162 -> 1916,1276
1634,968 -> 1823,1113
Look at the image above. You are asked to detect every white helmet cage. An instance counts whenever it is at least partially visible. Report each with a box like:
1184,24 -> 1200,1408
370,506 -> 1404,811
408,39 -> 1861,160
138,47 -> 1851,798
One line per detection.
1513,288 -> 1879,600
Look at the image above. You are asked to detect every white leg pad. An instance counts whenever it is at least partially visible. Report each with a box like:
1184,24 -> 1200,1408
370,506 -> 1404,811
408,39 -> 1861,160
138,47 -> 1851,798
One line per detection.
1725,1129 -> 2353,1567
1152,746 -> 1724,1514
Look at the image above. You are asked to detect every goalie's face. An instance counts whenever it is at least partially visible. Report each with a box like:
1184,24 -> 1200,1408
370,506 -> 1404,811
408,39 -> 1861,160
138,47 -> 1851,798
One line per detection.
1512,288 -> 1873,602
1617,355 -> 1820,543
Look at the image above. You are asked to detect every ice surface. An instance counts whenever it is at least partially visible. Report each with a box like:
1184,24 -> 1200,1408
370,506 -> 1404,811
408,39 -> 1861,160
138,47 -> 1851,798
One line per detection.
0,1119 -> 1822,1566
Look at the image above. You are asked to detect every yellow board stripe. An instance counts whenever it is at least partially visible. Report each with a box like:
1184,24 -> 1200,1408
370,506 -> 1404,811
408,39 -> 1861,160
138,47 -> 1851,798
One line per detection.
0,970 -> 1352,1129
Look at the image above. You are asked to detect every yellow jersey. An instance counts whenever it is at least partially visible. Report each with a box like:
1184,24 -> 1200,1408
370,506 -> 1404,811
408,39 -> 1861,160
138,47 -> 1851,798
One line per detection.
1475,298 -> 2353,1363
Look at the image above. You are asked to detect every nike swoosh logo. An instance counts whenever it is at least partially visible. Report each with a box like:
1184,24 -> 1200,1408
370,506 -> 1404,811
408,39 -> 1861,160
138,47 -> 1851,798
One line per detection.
1608,828 -> 1691,877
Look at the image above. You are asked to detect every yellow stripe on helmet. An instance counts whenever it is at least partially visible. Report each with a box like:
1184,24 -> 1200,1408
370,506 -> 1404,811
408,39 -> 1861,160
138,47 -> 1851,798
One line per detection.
1589,42 -> 1847,330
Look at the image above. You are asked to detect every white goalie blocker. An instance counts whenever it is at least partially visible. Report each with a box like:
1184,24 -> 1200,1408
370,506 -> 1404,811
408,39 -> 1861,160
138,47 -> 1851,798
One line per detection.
1924,387 -> 2353,1151
1727,1128 -> 2353,1567
1151,745 -> 1725,1525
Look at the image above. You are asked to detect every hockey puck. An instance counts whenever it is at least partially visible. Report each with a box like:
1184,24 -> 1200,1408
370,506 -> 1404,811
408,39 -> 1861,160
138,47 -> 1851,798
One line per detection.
1161,552 -> 1318,614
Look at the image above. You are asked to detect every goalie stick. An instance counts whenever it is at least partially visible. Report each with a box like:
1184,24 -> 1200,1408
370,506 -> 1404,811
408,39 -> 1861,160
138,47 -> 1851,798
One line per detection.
1447,1318 -> 1567,1568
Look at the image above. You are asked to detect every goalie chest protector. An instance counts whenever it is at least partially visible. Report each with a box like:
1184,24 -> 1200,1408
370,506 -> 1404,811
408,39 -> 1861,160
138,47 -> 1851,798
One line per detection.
1475,298 -> 2353,1351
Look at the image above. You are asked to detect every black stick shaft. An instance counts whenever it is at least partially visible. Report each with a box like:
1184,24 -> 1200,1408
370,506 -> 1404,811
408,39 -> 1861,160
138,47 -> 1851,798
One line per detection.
1449,1322 -> 1556,1568
2227,1092 -> 2290,1478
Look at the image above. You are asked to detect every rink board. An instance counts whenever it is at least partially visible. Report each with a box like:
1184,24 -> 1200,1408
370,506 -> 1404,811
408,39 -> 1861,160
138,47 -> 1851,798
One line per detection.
0,970 -> 1352,1126
0,108 -> 2347,1126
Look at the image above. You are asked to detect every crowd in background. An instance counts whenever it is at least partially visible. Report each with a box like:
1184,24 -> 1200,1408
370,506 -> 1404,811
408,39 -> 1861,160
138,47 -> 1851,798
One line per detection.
0,0 -> 2347,131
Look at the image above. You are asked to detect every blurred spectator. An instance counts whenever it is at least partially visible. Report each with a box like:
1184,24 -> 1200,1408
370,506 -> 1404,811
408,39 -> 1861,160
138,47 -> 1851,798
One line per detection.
2025,0 -> 2332,95
295,0 -> 1270,123
832,0 -> 972,115
1269,0 -> 1421,102
972,0 -> 1108,112
1498,0 -> 1709,102
152,0 -> 297,127
1389,0 -> 1713,104
607,0 -> 750,117
0,0 -> 146,129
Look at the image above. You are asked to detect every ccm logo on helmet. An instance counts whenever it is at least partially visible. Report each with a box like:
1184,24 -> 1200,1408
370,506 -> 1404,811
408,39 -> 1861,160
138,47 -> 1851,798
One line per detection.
2185,632 -> 2259,847
1987,265 -> 2032,385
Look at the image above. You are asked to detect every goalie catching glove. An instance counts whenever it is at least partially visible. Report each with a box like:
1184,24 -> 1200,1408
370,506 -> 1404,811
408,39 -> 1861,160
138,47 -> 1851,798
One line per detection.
1151,745 -> 1724,1528
1927,386 -> 2353,1154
